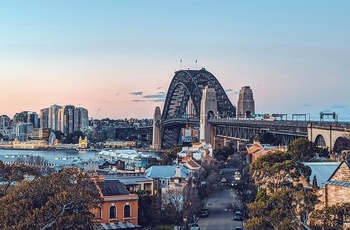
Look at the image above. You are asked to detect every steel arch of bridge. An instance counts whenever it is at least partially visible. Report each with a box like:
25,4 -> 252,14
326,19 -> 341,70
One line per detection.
160,68 -> 236,149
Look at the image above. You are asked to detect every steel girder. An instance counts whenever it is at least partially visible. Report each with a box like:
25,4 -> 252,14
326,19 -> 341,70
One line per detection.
160,68 -> 236,148
161,68 -> 236,120
215,124 -> 308,145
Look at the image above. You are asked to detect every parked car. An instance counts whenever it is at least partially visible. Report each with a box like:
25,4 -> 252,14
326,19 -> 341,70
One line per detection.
190,223 -> 200,230
233,210 -> 243,221
200,208 -> 210,218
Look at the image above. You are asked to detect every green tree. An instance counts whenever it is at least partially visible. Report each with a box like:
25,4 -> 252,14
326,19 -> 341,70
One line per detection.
246,188 -> 318,230
249,151 -> 311,193
213,146 -> 233,161
287,138 -> 319,161
0,168 -> 102,230
15,155 -> 54,175
0,161 -> 40,197
252,132 -> 278,145
160,145 -> 182,165
64,131 -> 84,144
136,190 -> 161,228
309,203 -> 350,230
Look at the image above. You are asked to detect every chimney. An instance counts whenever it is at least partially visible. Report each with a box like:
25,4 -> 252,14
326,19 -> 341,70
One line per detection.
175,166 -> 182,178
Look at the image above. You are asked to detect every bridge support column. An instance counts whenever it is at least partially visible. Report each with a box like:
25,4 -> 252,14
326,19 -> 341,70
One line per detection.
200,86 -> 217,145
152,106 -> 162,150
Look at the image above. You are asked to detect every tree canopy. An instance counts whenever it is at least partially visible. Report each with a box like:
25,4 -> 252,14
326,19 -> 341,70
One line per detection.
287,138 -> 319,161
249,151 -> 311,192
309,202 -> 350,230
246,187 -> 318,230
0,168 -> 102,230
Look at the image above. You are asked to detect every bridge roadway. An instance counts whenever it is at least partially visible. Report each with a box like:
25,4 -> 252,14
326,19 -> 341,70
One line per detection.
116,118 -> 350,148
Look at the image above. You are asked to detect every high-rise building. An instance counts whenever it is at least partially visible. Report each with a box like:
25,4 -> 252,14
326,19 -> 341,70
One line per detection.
237,86 -> 255,118
0,115 -> 11,128
48,104 -> 62,131
40,108 -> 49,129
75,107 -> 89,131
13,111 -> 39,128
27,112 -> 39,128
58,105 -> 75,135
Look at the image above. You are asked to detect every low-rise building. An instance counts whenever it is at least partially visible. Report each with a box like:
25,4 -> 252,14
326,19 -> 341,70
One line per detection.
92,178 -> 140,228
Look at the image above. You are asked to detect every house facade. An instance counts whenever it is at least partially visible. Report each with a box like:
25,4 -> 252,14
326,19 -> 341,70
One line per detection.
93,178 -> 139,227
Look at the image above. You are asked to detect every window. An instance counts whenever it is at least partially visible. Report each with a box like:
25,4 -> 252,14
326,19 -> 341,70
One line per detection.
109,206 -> 116,219
124,204 -> 131,218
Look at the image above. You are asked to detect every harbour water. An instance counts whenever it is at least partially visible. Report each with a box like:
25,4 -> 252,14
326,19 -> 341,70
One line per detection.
0,149 -> 162,166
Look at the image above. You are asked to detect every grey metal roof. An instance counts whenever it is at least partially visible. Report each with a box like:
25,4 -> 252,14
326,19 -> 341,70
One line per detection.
97,180 -> 130,196
105,176 -> 153,185
145,165 -> 190,179
326,181 -> 350,188
303,162 -> 341,187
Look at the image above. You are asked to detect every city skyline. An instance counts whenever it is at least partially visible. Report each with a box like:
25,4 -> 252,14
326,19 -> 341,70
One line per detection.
1,1 -> 349,121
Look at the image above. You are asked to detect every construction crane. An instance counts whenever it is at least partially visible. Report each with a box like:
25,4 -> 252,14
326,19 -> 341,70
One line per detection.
95,108 -> 101,119
92,108 -> 101,127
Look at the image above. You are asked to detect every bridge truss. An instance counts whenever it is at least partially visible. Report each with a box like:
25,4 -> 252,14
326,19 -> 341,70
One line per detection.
159,68 -> 236,149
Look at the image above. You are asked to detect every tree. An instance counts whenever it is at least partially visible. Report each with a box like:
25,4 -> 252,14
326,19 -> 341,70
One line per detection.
136,190 -> 161,228
213,146 -> 233,161
309,203 -> 350,230
161,187 -> 190,226
15,155 -> 54,175
249,151 -> 311,193
245,188 -> 318,230
64,131 -> 84,144
252,132 -> 278,145
287,138 -> 319,161
0,168 -> 102,230
0,161 -> 41,197
160,145 -> 182,165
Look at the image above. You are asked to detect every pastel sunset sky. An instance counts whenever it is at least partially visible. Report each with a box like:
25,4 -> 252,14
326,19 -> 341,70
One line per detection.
1,1 -> 349,121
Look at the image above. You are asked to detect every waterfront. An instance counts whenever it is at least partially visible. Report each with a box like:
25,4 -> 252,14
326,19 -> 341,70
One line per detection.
0,149 -> 163,166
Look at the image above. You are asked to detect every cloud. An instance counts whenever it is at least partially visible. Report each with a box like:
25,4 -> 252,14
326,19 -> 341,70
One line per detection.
152,99 -> 166,102
129,92 -> 143,96
132,100 -> 146,102
331,104 -> 349,109
225,89 -> 239,94
143,92 -> 166,99
303,103 -> 310,107
115,93 -> 119,96
157,86 -> 162,89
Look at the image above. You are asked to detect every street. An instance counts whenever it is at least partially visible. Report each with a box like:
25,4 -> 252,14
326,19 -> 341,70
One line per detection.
197,168 -> 244,230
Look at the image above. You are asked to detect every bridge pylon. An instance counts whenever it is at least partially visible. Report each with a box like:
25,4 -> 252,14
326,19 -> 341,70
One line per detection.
200,86 -> 217,144
152,106 -> 162,150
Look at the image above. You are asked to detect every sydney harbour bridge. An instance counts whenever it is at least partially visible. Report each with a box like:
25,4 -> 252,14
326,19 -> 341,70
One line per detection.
154,68 -> 236,149
116,68 -> 350,153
